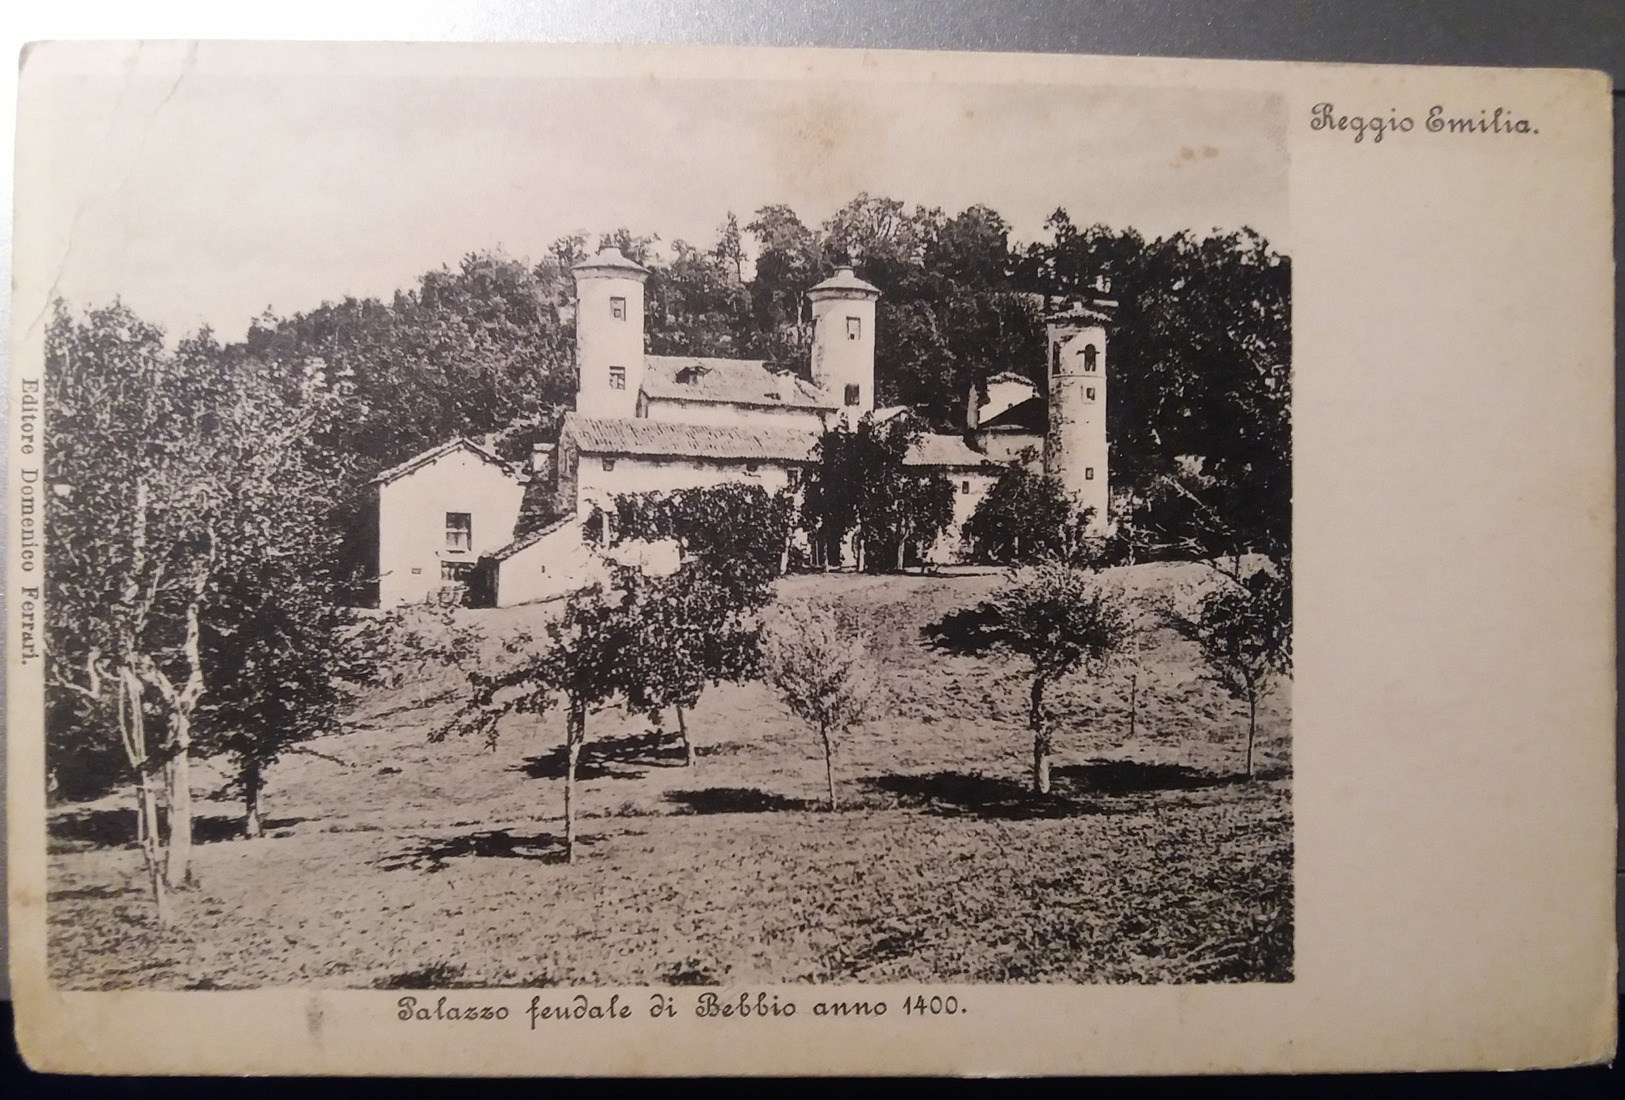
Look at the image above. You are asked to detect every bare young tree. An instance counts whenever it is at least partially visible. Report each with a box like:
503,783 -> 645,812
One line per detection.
760,602 -> 883,810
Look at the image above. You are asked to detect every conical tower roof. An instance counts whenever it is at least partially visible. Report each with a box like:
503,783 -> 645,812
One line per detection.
573,246 -> 651,278
807,265 -> 880,300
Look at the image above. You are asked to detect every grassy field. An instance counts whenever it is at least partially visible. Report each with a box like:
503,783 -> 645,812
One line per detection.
47,562 -> 1292,989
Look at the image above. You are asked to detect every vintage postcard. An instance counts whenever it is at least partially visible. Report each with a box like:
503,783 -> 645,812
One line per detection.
6,41 -> 1615,1075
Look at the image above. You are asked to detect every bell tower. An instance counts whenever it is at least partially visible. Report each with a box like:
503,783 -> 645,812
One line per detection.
1044,282 -> 1115,530
573,246 -> 649,419
808,265 -> 880,427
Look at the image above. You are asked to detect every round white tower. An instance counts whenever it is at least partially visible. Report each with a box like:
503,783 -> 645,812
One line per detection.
573,246 -> 650,419
1044,299 -> 1113,530
807,265 -> 880,427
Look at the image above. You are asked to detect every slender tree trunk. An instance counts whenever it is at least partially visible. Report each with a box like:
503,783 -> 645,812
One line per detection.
244,759 -> 264,839
139,771 -> 169,925
1029,674 -> 1051,794
158,595 -> 209,890
820,722 -> 838,811
675,703 -> 694,768
1246,693 -> 1257,779
120,482 -> 171,920
564,698 -> 585,863
164,712 -> 194,889
1128,671 -> 1138,740
120,670 -> 170,924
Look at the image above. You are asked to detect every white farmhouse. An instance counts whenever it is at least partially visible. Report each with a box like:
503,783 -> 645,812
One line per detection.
372,245 -> 1114,607
371,438 -> 527,606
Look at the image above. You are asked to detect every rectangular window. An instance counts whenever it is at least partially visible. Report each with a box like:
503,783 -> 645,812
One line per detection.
846,316 -> 861,340
961,480 -> 971,494
441,561 -> 473,582
1085,467 -> 1095,481
787,467 -> 802,488
844,383 -> 861,406
610,296 -> 626,320
1086,387 -> 1096,400
609,365 -> 627,390
601,457 -> 616,472
445,512 -> 472,552
744,462 -> 761,475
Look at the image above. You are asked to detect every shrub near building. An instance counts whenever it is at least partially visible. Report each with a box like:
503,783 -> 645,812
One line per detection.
962,458 -> 1101,567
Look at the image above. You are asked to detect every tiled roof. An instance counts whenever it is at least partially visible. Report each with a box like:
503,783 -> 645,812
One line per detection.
564,414 -> 821,463
977,395 -> 1047,431
572,246 -> 650,277
641,356 -> 836,410
907,433 -> 1005,469
1048,301 -> 1116,325
370,438 -> 512,485
983,370 -> 1040,389
808,265 -> 881,299
484,515 -> 577,562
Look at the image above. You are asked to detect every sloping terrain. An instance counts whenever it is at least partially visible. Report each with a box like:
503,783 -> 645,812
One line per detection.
47,563 -> 1292,989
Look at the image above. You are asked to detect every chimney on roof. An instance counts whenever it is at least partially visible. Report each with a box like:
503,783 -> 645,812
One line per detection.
532,442 -> 556,483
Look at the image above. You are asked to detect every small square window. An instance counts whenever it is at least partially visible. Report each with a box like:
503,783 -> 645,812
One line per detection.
609,365 -> 626,390
745,462 -> 761,475
1085,467 -> 1095,481
844,383 -> 861,406
610,296 -> 627,320
602,457 -> 616,471
846,316 -> 861,340
445,512 -> 472,552
1086,387 -> 1096,400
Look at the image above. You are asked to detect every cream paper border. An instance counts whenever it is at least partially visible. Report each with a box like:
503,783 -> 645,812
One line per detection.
7,41 -> 1617,1075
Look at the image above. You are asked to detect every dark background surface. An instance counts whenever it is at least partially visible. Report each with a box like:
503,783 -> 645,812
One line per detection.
1,0 -> 1619,1089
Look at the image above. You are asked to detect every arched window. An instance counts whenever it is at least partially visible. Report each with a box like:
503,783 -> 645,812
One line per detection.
1083,344 -> 1098,372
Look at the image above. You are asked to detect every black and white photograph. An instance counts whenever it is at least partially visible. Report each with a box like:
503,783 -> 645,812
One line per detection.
32,53 -> 1291,993
9,33 -> 1621,1079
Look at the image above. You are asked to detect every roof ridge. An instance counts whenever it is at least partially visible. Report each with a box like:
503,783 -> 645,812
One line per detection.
370,437 -> 513,485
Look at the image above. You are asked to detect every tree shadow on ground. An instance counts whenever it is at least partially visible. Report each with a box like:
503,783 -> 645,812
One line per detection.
374,828 -> 578,873
1050,760 -> 1239,794
867,760 -> 1273,820
864,772 -> 1101,820
48,882 -> 132,902
513,730 -> 688,782
664,787 -> 816,814
866,760 -> 1243,820
48,808 -> 305,852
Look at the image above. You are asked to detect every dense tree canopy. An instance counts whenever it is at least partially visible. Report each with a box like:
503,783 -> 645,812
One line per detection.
801,414 -> 957,573
65,192 -> 1286,597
